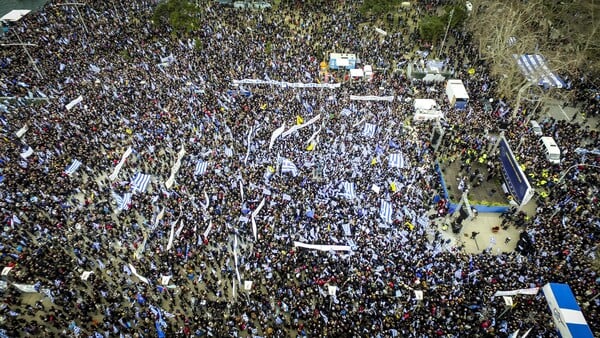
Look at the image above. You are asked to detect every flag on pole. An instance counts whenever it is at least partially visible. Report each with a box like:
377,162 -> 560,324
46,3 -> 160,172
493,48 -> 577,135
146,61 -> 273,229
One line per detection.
388,153 -> 405,168
362,123 -> 376,138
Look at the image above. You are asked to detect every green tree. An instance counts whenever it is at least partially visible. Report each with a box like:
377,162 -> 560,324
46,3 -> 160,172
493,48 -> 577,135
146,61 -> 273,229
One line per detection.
419,15 -> 445,43
443,4 -> 468,29
152,0 -> 201,34
359,0 -> 395,16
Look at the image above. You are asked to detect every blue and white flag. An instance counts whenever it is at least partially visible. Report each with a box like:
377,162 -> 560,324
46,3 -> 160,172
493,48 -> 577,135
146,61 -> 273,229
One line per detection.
194,160 -> 208,175
380,200 -> 393,224
342,223 -> 352,236
224,145 -> 233,157
64,159 -> 82,175
362,123 -> 376,138
281,159 -> 298,176
341,182 -> 356,199
302,100 -> 313,114
542,283 -> 594,338
112,192 -> 132,211
340,108 -> 353,116
514,54 -> 565,88
131,173 -> 151,193
388,153 -> 405,169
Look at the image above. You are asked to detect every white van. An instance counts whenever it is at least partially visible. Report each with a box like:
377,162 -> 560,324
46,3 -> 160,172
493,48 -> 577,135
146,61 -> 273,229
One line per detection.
530,120 -> 542,136
540,137 -> 561,164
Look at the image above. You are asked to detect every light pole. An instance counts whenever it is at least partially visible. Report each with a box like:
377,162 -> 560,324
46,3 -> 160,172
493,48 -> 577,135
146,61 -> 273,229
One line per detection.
1,39 -> 43,79
557,164 -> 600,185
55,3 -> 89,35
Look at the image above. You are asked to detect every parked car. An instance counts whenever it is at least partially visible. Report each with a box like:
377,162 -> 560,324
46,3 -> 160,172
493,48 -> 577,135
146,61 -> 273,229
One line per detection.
530,120 -> 543,136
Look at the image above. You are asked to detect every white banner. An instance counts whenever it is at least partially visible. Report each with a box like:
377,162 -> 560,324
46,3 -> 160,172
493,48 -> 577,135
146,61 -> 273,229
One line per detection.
269,123 -> 286,150
293,241 -> 352,251
1,266 -> 13,276
20,146 -> 33,159
233,79 -> 341,89
109,147 -> 133,181
13,283 -> 38,293
492,287 -> 540,297
80,271 -> 93,281
65,95 -> 83,110
128,263 -> 150,284
15,125 -> 28,138
166,219 -> 177,251
203,220 -> 212,238
282,114 -> 321,137
251,198 -> 266,241
350,95 -> 395,102
165,145 -> 186,189
161,275 -> 172,285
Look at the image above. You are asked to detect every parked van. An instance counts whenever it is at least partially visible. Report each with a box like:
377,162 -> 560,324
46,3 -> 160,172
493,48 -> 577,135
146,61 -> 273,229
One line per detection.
540,137 -> 561,164
530,120 -> 543,136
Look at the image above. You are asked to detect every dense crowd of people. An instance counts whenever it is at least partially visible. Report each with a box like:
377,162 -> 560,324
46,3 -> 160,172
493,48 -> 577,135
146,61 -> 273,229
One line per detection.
0,0 -> 598,337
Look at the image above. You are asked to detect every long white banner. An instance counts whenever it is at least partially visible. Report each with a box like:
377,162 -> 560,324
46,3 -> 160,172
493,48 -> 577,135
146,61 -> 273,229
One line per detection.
269,123 -> 286,150
233,79 -> 341,89
165,145 -> 186,189
293,241 -> 352,251
492,287 -> 540,297
282,114 -> 321,138
109,147 -> 133,181
350,95 -> 395,102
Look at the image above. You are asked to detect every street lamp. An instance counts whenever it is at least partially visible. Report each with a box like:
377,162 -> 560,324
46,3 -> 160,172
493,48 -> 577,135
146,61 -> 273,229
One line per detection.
0,10 -> 43,79
54,3 -> 89,35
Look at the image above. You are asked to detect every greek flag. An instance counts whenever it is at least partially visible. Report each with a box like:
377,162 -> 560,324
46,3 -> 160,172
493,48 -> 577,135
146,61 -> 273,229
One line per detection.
281,159 -> 298,176
302,100 -> 313,114
380,200 -> 393,223
194,160 -> 208,175
514,54 -> 565,88
341,182 -> 356,199
388,153 -> 405,169
342,223 -> 351,236
362,123 -> 376,138
112,191 -> 132,211
224,145 -> 233,157
340,108 -> 353,116
131,173 -> 152,193
64,159 -> 82,175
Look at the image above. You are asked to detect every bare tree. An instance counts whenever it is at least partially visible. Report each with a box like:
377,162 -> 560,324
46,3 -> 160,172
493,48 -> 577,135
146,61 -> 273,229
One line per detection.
467,0 -> 600,104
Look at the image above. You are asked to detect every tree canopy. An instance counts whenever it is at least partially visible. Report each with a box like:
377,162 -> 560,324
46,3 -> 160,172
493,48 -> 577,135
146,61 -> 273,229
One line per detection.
152,0 -> 201,34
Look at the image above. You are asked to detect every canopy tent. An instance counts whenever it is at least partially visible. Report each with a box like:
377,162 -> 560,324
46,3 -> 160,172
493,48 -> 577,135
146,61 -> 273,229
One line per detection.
0,10 -> 31,22
514,54 -> 566,89
542,283 -> 593,338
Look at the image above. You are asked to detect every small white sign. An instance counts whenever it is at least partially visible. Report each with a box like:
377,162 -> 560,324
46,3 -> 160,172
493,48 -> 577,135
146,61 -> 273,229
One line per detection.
244,280 -> 253,290
503,296 -> 513,307
328,285 -> 337,296
372,184 -> 381,193
161,275 -> 172,286
80,271 -> 94,281
414,290 -> 424,300
1,266 -> 13,276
